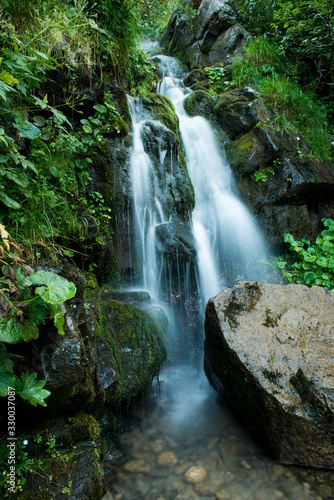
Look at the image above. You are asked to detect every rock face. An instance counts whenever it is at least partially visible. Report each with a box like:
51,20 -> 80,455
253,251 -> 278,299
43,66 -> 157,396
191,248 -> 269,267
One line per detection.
204,281 -> 334,468
161,0 -> 250,69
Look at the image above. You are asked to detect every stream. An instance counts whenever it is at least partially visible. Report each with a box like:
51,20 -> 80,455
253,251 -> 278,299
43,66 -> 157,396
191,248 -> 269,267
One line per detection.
102,55 -> 334,500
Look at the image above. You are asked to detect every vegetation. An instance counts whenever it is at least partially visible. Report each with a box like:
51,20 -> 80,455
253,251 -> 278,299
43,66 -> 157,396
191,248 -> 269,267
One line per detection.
231,37 -> 331,158
273,219 -> 334,289
228,0 -> 334,129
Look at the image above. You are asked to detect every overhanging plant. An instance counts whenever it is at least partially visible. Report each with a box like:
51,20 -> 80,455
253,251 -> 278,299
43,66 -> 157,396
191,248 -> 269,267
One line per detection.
0,224 -> 76,406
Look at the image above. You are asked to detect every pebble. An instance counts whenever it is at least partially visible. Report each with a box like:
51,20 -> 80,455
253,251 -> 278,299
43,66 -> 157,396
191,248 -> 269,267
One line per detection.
124,459 -> 150,473
184,466 -> 207,484
274,489 -> 284,498
215,487 -> 231,500
156,451 -> 178,467
195,482 -> 209,496
150,439 -> 168,453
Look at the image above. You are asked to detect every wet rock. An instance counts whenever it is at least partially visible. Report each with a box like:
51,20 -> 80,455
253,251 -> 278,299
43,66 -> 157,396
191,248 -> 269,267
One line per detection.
184,466 -> 207,483
215,88 -> 271,140
161,1 -> 249,69
156,451 -> 178,467
204,281 -> 334,468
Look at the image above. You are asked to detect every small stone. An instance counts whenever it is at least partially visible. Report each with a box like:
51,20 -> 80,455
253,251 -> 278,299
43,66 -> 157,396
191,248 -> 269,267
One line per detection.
240,460 -> 252,469
206,459 -> 217,472
150,439 -> 168,453
124,459 -> 150,473
156,451 -> 178,467
195,482 -> 209,496
274,490 -> 284,498
184,466 -> 207,484
215,488 -> 231,500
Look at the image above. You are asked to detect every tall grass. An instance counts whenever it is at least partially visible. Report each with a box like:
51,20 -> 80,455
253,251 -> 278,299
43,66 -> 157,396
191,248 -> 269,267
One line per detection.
231,37 -> 332,159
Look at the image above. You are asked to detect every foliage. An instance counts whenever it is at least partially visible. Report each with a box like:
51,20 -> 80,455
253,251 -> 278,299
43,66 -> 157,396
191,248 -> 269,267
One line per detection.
205,66 -> 231,94
231,38 -> 331,158
274,218 -> 334,289
272,0 -> 334,91
139,0 -> 177,38
0,225 -> 76,405
228,0 -> 276,36
178,1 -> 198,28
251,166 -> 274,183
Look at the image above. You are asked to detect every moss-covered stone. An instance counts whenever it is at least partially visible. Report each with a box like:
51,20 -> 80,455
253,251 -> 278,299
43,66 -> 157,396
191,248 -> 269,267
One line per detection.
184,90 -> 215,119
142,93 -> 180,137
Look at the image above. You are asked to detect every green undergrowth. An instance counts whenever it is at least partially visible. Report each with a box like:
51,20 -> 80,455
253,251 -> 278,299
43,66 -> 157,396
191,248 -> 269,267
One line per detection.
230,38 -> 332,159
273,218 -> 334,290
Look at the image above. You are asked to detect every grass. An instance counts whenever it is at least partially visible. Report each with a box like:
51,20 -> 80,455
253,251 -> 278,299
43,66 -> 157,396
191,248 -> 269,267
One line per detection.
231,37 -> 332,159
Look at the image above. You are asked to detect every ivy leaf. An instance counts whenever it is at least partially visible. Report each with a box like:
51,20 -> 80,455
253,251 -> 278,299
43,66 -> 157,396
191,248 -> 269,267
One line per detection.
0,317 -> 39,344
16,371 -> 51,407
27,298 -> 48,325
30,270 -> 76,304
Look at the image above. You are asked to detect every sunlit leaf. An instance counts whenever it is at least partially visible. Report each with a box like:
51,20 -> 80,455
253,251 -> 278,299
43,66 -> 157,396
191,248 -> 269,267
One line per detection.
16,371 -> 51,406
30,270 -> 76,304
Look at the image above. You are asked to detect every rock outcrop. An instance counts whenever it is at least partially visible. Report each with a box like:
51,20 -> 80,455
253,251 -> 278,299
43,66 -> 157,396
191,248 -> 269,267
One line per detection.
161,0 -> 250,69
204,281 -> 334,468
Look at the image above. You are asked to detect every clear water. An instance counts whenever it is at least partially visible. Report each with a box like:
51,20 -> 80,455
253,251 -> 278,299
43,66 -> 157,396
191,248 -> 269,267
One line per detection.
103,361 -> 334,500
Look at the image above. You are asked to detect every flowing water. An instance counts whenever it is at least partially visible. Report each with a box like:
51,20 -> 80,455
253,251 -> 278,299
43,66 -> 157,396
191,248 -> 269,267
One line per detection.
102,57 -> 334,499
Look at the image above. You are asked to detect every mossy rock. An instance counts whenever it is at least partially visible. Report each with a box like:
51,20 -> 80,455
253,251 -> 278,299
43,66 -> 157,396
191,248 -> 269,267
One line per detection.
184,90 -> 215,119
141,93 -> 180,137
99,298 -> 168,401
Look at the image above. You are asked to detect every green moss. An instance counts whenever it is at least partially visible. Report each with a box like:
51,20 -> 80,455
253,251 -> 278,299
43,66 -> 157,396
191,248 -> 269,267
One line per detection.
183,90 -> 215,119
142,93 -> 180,137
74,413 -> 100,441
225,134 -> 254,174
263,308 -> 279,327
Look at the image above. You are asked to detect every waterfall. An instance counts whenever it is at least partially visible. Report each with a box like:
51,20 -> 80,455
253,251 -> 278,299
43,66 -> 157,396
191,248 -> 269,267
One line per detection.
156,56 -> 268,305
128,55 -> 267,333
127,97 -> 165,301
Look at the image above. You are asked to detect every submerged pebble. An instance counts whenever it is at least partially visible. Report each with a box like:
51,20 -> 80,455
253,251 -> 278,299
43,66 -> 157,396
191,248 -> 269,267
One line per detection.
184,466 -> 207,484
156,451 -> 178,467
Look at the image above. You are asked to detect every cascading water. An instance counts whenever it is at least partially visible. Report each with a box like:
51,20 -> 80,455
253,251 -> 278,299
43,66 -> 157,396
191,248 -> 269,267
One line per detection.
104,55 -> 333,500
157,56 -> 268,305
127,97 -> 166,302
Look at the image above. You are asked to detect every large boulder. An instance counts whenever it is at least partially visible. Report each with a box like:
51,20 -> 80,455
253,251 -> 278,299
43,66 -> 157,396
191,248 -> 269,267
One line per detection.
204,281 -> 334,468
161,0 -> 249,69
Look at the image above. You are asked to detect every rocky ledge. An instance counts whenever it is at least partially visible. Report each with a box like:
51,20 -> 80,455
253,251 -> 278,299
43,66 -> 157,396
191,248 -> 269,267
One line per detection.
204,281 -> 334,468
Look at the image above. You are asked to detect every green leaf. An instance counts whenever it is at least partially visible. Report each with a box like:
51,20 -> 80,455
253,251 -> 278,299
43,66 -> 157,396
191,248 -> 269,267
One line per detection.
316,256 -> 328,267
30,270 -> 76,304
83,124 -> 92,133
27,299 -> 48,325
33,115 -> 46,127
292,8 -> 300,15
0,317 -> 39,344
304,271 -> 316,286
0,70 -> 18,85
95,236 -> 103,245
284,233 -> 294,243
93,104 -> 107,113
62,248 -> 74,257
16,371 -> 51,407
48,303 -> 65,335
0,191 -> 21,209
14,121 -> 41,140
21,158 -> 38,174
303,253 -> 317,262
50,167 -> 59,177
